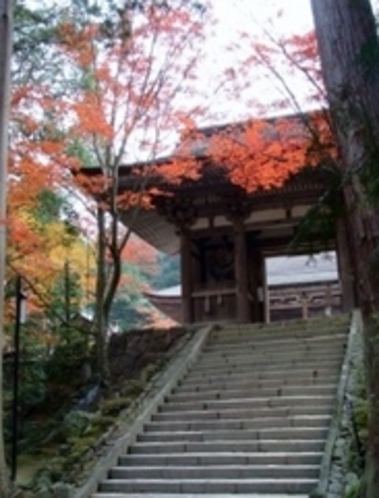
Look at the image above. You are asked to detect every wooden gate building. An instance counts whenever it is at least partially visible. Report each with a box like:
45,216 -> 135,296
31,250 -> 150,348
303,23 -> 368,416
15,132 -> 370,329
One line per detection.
81,115 -> 357,324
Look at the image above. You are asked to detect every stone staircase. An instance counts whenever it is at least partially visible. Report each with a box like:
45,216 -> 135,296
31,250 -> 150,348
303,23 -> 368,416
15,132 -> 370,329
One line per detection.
93,316 -> 349,497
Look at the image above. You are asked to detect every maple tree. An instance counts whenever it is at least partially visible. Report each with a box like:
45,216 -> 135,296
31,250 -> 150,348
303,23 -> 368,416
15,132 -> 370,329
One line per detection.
0,0 -> 211,407
4,191 -> 97,346
60,0 -> 212,383
178,110 -> 335,194
103,235 -> 158,331
209,22 -> 336,194
150,13 -> 335,198
4,1 -> 87,324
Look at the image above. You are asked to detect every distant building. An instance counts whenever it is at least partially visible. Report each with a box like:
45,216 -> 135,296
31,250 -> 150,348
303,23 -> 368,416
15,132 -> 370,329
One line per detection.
146,253 -> 341,323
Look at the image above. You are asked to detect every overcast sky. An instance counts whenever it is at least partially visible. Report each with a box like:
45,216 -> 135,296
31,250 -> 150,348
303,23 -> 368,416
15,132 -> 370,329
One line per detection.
197,0 -> 379,125
192,0 -> 315,125
24,0 -> 379,156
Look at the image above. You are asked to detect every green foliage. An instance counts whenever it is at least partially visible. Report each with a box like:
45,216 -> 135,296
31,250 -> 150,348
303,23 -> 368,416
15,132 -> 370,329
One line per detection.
109,259 -> 157,330
63,410 -> 96,439
47,267 -> 83,326
139,362 -> 161,383
13,1 -> 67,91
66,138 -> 98,168
109,297 -> 147,330
32,189 -> 63,224
91,414 -> 116,430
101,396 -> 132,416
32,189 -> 80,242
354,397 -> 369,442
152,252 -> 180,289
31,457 -> 66,488
346,366 -> 367,493
290,165 -> 345,253
45,336 -> 89,390
344,479 -> 363,498
358,151 -> 379,208
19,359 -> 47,410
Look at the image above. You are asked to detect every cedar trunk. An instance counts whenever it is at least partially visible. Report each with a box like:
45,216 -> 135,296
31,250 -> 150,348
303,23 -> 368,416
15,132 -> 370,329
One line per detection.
311,1 -> 379,495
0,1 -> 12,495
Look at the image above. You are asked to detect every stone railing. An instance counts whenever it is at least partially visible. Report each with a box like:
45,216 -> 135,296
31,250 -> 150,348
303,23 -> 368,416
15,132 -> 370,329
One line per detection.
314,309 -> 364,498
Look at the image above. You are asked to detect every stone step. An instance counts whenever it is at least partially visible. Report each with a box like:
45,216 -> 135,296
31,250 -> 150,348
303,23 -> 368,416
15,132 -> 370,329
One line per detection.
205,339 -> 345,351
197,347 -> 345,366
129,439 -> 326,454
208,328 -> 347,344
145,415 -> 331,433
203,344 -> 346,358
169,384 -> 336,402
152,404 -> 332,422
200,339 -> 345,355
203,334 -> 347,354
93,494 -> 310,498
190,353 -> 342,370
137,426 -> 328,443
192,355 -> 343,373
183,370 -> 340,387
182,365 -> 340,385
90,319 -> 346,497
177,374 -> 339,392
217,317 -> 348,332
109,464 -> 320,480
119,451 -> 324,467
160,395 -> 333,413
98,477 -> 317,494
210,322 -> 346,333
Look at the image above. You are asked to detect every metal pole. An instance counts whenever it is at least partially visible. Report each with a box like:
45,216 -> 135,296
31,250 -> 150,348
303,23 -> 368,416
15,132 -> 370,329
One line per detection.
11,275 -> 22,482
0,0 -> 12,335
65,261 -> 70,324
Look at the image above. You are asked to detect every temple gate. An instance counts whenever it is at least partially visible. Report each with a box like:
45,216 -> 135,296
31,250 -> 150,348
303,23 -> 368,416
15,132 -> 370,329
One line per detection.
81,116 -> 357,324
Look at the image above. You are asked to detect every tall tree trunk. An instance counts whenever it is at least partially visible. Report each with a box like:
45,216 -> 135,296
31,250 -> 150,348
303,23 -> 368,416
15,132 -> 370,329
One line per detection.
93,202 -> 128,387
0,1 -> 12,495
310,1 -> 379,495
94,206 -> 110,385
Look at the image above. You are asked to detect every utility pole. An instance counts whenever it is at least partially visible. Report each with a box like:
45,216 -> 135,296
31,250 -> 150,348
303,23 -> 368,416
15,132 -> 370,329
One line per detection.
0,0 -> 13,495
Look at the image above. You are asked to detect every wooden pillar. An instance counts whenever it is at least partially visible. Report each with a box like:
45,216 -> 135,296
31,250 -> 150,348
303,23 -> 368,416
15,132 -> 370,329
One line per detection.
325,284 -> 333,317
336,217 -> 356,312
234,219 -> 250,323
262,258 -> 270,324
180,229 -> 193,324
248,250 -> 265,322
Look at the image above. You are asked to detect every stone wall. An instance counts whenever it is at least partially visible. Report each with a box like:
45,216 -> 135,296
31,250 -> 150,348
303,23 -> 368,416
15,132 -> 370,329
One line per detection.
322,311 -> 365,498
107,326 -> 187,383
